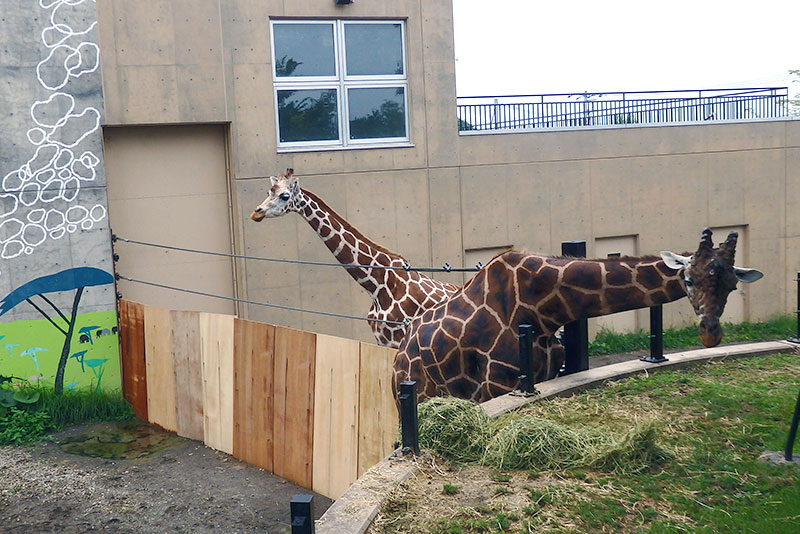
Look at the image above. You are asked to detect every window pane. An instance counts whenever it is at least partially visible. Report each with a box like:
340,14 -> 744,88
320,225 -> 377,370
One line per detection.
345,24 -> 403,76
277,89 -> 339,143
348,87 -> 406,140
273,24 -> 335,77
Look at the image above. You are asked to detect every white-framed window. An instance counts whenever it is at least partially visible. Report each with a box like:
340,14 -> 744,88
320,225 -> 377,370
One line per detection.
270,20 -> 410,151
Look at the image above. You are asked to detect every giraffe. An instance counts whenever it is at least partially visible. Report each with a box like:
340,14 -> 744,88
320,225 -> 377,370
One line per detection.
394,228 -> 763,403
250,169 -> 460,348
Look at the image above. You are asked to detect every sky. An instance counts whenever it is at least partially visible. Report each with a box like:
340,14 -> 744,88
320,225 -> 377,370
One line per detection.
452,0 -> 798,98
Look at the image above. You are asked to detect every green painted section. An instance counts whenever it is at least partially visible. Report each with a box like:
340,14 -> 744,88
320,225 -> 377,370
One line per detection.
0,310 -> 120,391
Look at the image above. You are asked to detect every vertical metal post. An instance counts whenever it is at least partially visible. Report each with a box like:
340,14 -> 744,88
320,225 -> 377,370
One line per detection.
561,241 -> 589,375
516,324 -> 537,395
789,272 -> 800,344
290,494 -> 314,534
399,381 -> 419,455
784,389 -> 800,462
640,305 -> 668,363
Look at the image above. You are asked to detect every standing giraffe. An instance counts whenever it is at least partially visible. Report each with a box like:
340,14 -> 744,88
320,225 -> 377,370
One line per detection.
250,169 -> 459,348
394,228 -> 763,403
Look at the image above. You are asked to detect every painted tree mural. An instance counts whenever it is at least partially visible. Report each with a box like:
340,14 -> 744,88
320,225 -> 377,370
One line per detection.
0,267 -> 114,394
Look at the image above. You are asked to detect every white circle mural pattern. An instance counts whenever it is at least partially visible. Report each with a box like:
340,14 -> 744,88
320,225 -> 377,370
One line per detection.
1,0 -> 106,265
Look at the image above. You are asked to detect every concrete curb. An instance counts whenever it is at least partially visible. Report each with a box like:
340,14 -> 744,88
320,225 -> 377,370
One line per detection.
316,340 -> 798,533
483,340 -> 798,417
316,452 -> 418,534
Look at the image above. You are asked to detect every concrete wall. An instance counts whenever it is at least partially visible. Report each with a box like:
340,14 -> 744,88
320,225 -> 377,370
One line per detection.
0,0 -> 119,390
94,0 -> 799,343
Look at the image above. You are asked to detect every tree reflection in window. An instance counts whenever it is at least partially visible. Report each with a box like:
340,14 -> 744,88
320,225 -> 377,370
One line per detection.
278,89 -> 339,143
349,87 -> 405,140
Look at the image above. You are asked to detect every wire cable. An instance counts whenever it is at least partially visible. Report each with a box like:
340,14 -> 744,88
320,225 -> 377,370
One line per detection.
115,274 -> 408,326
112,235 -> 482,273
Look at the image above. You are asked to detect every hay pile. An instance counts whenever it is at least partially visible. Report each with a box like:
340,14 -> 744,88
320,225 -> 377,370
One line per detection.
417,397 -> 671,473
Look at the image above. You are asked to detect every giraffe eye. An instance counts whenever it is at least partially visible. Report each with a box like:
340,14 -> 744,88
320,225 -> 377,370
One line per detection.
279,192 -> 290,201
685,278 -> 694,287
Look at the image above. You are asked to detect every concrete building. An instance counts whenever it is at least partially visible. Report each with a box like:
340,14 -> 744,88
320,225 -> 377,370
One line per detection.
2,0 -> 798,380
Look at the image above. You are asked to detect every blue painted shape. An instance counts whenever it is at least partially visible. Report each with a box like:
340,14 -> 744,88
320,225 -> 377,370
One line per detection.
70,350 -> 89,372
0,268 -> 114,316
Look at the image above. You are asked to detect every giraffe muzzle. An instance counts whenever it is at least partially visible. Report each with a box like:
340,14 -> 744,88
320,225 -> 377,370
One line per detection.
697,315 -> 722,347
250,209 -> 266,222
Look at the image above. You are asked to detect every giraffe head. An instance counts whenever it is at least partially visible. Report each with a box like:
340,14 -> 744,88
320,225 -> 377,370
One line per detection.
660,228 -> 763,347
250,168 -> 302,221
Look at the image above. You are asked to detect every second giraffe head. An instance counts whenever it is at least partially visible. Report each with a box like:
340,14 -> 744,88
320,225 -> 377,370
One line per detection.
250,168 -> 301,221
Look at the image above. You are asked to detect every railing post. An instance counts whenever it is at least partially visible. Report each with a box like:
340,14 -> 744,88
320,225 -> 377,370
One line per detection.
789,272 -> 800,344
785,389 -> 800,462
561,241 -> 589,375
640,305 -> 668,363
515,324 -> 538,395
290,494 -> 314,534
399,381 -> 419,455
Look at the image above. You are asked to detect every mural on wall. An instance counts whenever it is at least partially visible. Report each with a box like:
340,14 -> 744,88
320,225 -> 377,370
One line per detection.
0,1 -> 120,392
0,268 -> 117,393
1,0 -> 106,265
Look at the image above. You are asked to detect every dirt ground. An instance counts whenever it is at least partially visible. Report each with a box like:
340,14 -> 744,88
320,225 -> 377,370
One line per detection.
0,421 -> 332,534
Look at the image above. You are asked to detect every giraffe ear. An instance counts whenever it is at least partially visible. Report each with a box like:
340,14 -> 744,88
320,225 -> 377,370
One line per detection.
733,267 -> 763,283
269,175 -> 279,186
289,175 -> 300,193
660,251 -> 691,270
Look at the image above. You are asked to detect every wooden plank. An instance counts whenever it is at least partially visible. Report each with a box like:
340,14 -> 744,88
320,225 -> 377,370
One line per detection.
143,305 -> 177,432
357,343 -> 400,477
272,325 -> 316,489
199,312 -> 234,454
312,334 -> 360,500
118,299 -> 147,421
171,310 -> 204,441
233,318 -> 275,471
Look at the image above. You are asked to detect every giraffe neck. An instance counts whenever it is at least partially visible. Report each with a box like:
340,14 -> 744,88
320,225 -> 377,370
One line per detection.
297,189 -> 405,295
511,254 -> 687,331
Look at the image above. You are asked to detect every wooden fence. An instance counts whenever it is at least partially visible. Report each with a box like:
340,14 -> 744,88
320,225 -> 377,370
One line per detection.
118,299 -> 399,499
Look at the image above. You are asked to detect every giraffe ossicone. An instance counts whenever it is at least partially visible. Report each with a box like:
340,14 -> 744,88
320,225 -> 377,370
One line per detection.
250,169 -> 459,348
394,228 -> 763,404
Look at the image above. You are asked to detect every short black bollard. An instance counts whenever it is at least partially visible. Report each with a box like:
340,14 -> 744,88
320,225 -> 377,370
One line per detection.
789,272 -> 800,344
561,240 -> 589,375
515,324 -> 538,395
784,389 -> 800,462
641,305 -> 668,364
399,381 -> 419,455
290,494 -> 314,534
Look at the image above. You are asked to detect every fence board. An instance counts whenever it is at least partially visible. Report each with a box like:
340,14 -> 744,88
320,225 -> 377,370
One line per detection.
233,318 -> 275,471
171,310 -> 204,441
118,300 -> 147,420
272,326 -> 316,488
357,343 -> 400,477
144,305 -> 177,432
199,313 -> 234,454
313,334 -> 360,499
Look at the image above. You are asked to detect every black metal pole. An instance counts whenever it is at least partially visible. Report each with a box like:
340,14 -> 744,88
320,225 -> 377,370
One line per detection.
399,381 -> 419,455
290,494 -> 314,534
784,389 -> 800,462
516,324 -> 537,394
561,241 -> 589,374
641,305 -> 668,364
789,272 -> 800,344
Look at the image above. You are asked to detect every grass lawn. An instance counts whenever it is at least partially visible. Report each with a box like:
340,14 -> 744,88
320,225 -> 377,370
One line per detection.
369,352 -> 800,533
589,315 -> 795,356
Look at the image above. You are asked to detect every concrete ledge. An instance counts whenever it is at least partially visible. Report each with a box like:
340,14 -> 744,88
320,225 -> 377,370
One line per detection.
482,340 -> 798,417
318,340 -> 798,532
316,451 -> 418,534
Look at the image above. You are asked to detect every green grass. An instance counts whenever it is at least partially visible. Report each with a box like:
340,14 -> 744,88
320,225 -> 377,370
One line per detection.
0,385 -> 133,446
375,353 -> 800,534
589,314 -> 795,356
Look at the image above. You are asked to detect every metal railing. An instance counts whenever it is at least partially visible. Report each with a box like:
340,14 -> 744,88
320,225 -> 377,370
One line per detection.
457,87 -> 790,132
